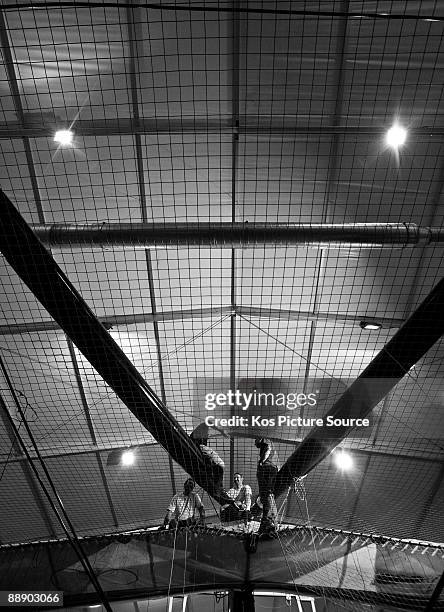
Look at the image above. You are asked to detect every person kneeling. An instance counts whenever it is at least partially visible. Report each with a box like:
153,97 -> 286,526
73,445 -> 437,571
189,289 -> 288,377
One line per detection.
220,472 -> 252,523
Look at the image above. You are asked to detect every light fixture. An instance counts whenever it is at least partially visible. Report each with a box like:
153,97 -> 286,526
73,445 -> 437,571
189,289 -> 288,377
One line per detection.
386,123 -> 407,148
53,129 -> 74,146
106,447 -> 137,466
333,449 -> 353,471
359,320 -> 382,330
121,449 -> 136,466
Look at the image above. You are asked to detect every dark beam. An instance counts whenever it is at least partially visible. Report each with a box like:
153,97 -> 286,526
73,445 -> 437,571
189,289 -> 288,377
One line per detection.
0,190 -> 226,504
274,276 -> 444,498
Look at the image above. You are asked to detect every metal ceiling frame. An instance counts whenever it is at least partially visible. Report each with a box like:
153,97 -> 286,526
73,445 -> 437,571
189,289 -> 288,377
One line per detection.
66,336 -> 119,529
0,305 -> 405,336
0,3 -> 442,21
0,117 -> 443,139
295,0 -> 349,467
126,1 -> 177,497
1,433 -> 443,468
229,0 -> 241,486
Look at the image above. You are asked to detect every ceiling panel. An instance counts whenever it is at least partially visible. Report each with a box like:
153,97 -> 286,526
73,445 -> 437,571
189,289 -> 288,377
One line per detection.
150,247 -> 232,312
142,135 -> 233,222
0,139 -> 40,223
0,331 -> 93,452
4,6 -> 132,122
54,249 -> 152,317
158,316 -> 231,432
31,135 -> 141,223
0,462 -> 59,544
238,136 -> 332,222
138,9 -> 231,119
237,247 -> 320,310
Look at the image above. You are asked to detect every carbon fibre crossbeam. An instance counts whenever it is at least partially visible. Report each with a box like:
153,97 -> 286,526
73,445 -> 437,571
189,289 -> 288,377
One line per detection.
0,190 -> 225,504
274,276 -> 444,498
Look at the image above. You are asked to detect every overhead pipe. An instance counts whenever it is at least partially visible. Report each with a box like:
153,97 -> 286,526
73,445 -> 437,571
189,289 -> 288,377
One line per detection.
0,190 -> 226,504
30,222 -> 444,250
274,276 -> 444,498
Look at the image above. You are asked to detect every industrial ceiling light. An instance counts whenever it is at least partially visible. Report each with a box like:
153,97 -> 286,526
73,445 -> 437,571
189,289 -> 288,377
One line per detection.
53,129 -> 74,146
106,447 -> 137,466
121,449 -> 136,466
386,123 -> 407,148
334,450 -> 353,471
359,320 -> 382,330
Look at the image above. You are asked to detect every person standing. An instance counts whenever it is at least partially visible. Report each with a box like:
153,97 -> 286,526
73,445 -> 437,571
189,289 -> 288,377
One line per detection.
162,478 -> 205,529
255,437 -> 280,536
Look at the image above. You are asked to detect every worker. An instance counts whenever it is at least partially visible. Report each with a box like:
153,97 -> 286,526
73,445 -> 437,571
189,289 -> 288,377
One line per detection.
220,472 -> 252,522
162,478 -> 205,529
255,437 -> 280,536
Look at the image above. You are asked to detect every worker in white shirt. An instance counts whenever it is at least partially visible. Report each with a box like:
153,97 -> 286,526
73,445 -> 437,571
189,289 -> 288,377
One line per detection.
162,478 -> 205,529
220,472 -> 252,522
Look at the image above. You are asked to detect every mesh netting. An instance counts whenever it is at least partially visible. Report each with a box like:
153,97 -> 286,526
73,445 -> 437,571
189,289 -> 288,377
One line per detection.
0,1 -> 444,610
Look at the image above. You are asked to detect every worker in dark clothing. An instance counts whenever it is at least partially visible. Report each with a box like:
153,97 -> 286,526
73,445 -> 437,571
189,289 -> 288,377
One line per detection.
255,437 -> 280,536
190,422 -> 225,494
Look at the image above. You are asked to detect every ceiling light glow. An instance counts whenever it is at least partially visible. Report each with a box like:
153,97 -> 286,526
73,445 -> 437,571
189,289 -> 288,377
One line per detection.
386,124 -> 407,148
334,450 -> 353,471
53,129 -> 74,146
359,321 -> 382,330
121,450 -> 136,466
